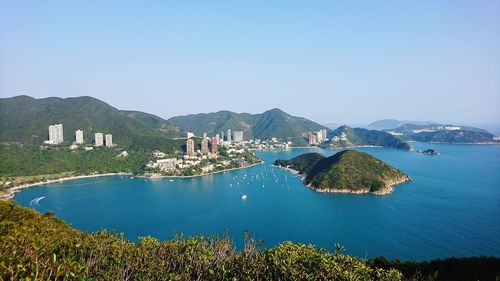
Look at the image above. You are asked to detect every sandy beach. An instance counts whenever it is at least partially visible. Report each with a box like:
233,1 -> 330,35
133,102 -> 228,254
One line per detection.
0,172 -> 131,201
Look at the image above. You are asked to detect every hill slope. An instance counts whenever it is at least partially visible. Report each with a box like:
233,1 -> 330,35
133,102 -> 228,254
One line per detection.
0,95 -> 183,144
326,126 -> 413,150
411,130 -> 498,143
168,108 -> 326,143
275,150 -> 411,195
367,119 -> 438,130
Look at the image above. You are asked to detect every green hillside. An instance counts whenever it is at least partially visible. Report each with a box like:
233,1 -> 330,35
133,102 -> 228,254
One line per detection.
327,126 -> 413,150
410,130 -> 498,143
168,108 -> 326,144
0,95 -> 183,145
274,152 -> 325,175
275,150 -> 411,194
123,110 -> 185,137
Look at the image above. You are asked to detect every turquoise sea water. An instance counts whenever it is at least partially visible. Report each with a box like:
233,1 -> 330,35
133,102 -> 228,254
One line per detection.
14,142 -> 500,261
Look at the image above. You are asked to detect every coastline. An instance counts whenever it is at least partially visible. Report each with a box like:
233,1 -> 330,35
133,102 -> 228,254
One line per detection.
0,172 -> 131,201
1,162 -> 264,201
139,161 -> 263,179
274,164 -> 411,196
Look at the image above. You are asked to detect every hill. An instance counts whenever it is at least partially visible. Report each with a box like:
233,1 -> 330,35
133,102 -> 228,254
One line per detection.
389,124 -> 489,136
168,108 -> 327,145
0,95 -> 184,145
326,126 -> 413,150
367,119 -> 438,130
411,130 -> 498,144
275,150 -> 411,195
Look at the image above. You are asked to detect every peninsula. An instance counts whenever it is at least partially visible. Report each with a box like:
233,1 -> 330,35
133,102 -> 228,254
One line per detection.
274,150 -> 411,195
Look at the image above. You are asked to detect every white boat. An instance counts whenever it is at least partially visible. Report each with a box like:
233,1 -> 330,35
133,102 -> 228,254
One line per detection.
169,179 -> 174,182
241,194 -> 247,200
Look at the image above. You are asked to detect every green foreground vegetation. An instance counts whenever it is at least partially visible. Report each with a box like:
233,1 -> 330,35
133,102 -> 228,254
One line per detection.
1,201 -> 499,280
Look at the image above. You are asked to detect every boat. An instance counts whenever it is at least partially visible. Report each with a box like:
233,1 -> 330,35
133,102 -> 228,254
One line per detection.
241,194 -> 247,200
169,179 -> 174,182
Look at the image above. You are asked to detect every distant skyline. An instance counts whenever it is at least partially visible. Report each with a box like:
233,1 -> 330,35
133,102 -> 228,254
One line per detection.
1,1 -> 499,125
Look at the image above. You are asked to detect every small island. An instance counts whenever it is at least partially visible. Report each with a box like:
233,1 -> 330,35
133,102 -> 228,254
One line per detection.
274,150 -> 411,195
418,149 -> 440,156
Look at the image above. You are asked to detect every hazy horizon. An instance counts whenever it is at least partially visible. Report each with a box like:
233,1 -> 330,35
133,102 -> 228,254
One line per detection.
1,1 -> 499,125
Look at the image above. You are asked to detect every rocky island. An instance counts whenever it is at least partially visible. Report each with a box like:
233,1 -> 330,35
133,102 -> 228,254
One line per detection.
274,150 -> 411,195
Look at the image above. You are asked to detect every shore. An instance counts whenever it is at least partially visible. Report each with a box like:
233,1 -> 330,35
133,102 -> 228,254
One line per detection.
139,161 -> 263,179
274,164 -> 411,196
0,172 -> 131,201
1,162 -> 264,201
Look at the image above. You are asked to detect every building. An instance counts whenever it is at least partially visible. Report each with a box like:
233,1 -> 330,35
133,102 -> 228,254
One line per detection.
233,131 -> 244,143
308,132 -> 317,145
105,134 -> 113,147
75,130 -> 84,144
215,133 -> 220,142
95,133 -> 104,147
48,124 -> 64,144
187,132 -> 195,138
201,138 -> 209,154
211,137 -> 218,154
316,130 -> 323,142
227,129 -> 232,142
203,132 -> 207,139
186,138 -> 195,155
321,129 -> 328,141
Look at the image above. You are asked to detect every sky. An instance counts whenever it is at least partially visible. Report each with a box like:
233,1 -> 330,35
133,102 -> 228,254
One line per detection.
1,0 -> 499,125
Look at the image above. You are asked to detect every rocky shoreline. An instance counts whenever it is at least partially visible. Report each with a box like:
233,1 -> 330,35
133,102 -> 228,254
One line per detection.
275,165 -> 411,196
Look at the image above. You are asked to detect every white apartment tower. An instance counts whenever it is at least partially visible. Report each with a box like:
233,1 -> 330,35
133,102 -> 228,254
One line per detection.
227,129 -> 232,142
105,134 -> 113,147
48,124 -> 64,144
233,131 -> 244,143
75,130 -> 84,144
95,133 -> 104,147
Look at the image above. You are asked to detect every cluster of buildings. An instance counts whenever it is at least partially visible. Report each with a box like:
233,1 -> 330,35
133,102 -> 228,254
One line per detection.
45,123 -> 113,147
185,129 -> 245,147
307,129 -> 328,145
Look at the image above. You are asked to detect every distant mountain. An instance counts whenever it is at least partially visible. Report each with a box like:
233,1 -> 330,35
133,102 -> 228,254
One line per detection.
411,130 -> 498,144
323,123 -> 341,130
0,95 -> 184,144
367,119 -> 439,130
389,123 -> 489,136
168,108 -> 327,144
325,126 -> 413,151
274,150 -> 411,195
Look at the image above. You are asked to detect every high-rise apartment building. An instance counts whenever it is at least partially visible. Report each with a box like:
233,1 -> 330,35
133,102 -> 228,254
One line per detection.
211,137 -> 218,154
201,138 -> 209,154
95,133 -> 104,147
75,130 -> 84,144
48,124 -> 64,144
186,139 -> 195,155
105,134 -> 113,147
227,129 -> 232,142
233,131 -> 243,143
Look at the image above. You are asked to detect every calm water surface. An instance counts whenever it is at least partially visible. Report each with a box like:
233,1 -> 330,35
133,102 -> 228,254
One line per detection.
14,142 -> 500,260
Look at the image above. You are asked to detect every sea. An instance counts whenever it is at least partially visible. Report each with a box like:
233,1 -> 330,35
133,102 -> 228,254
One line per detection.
13,142 -> 500,261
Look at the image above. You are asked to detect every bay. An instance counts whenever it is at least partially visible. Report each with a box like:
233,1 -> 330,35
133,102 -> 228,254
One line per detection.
13,142 -> 500,261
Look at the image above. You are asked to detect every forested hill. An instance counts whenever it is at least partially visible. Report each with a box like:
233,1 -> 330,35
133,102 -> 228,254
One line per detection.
168,108 -> 327,142
327,126 -> 413,150
0,95 -> 184,144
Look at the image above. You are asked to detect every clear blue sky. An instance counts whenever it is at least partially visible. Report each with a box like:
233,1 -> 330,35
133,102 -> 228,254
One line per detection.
1,0 -> 499,125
